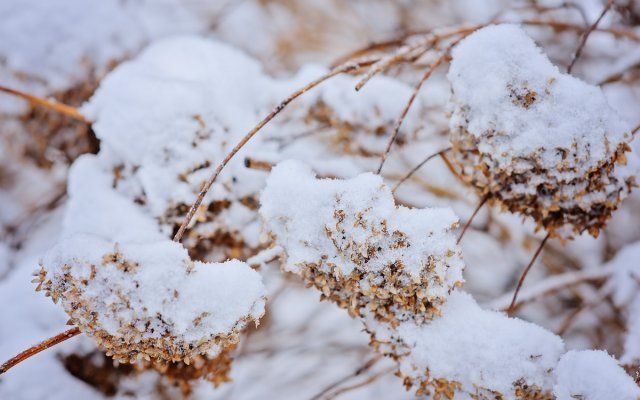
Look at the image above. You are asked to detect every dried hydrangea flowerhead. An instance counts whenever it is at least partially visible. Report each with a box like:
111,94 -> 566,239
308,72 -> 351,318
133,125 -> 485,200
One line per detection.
259,160 -> 464,326
83,37 -> 277,262
448,24 -> 637,239
36,235 -> 266,373
367,290 -> 565,399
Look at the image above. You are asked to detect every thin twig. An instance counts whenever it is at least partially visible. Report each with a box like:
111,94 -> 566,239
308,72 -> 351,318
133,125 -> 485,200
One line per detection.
392,147 -> 451,192
0,327 -> 81,375
354,36 -> 435,92
557,287 -> 609,335
172,60 -> 374,242
520,18 -> 639,41
457,195 -> 489,245
377,55 -> 450,174
331,38 -> 406,68
567,0 -> 615,73
0,85 -> 88,123
324,366 -> 395,400
439,151 -> 465,182
354,24 -> 486,92
377,31 -> 474,174
507,234 -> 551,315
309,355 -> 382,400
489,267 -> 611,311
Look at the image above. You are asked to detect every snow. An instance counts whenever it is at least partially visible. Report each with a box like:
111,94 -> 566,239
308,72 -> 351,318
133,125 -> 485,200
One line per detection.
605,242 -> 640,364
554,350 -> 640,400
447,23 -> 638,238
36,39 -> 271,365
390,290 -> 565,397
260,160 -> 464,323
260,160 -> 462,280
42,235 -> 265,352
448,23 -> 632,173
607,242 -> 640,307
0,0 -> 205,113
82,36 -> 272,218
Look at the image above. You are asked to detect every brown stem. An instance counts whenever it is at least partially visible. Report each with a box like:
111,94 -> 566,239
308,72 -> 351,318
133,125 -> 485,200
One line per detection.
172,60 -> 374,242
243,157 -> 274,171
309,355 -> 382,400
376,54 -> 450,174
507,234 -> 551,315
456,195 -> 489,245
520,18 -> 639,41
392,147 -> 451,192
0,85 -> 88,123
439,151 -> 465,182
0,327 -> 81,375
377,30 -> 474,175
324,366 -> 395,400
354,24 -> 486,92
331,38 -> 406,68
567,0 -> 615,73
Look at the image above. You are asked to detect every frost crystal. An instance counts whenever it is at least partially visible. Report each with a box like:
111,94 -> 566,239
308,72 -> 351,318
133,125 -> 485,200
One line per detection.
260,160 -> 464,325
448,24 -> 636,239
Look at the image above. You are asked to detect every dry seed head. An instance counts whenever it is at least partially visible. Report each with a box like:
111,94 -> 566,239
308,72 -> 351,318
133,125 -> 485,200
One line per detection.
37,237 -> 265,365
447,24 -> 637,240
260,160 -> 464,326
365,290 -> 563,399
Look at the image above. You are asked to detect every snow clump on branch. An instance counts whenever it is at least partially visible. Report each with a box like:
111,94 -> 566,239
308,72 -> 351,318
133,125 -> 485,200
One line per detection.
448,24 -> 637,239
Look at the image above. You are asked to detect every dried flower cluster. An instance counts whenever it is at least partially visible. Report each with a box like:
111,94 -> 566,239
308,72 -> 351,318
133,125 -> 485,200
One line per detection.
24,38 -> 274,391
260,160 -> 464,326
36,237 -> 265,369
2,1 -> 640,398
448,24 -> 637,239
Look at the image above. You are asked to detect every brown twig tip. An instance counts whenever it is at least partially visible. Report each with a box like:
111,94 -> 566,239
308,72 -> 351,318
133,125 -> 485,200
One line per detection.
244,157 -> 274,171
456,194 -> 489,245
377,54 -> 448,175
377,33 -> 469,175
567,0 -> 615,74
0,85 -> 89,123
0,327 -> 81,375
392,146 -> 451,192
507,234 -> 551,315
309,355 -> 383,400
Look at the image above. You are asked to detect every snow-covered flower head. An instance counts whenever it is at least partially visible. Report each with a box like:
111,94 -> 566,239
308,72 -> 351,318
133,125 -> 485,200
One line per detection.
260,160 -> 464,326
34,37 -> 269,387
366,290 -> 565,399
36,236 -> 266,366
448,24 -> 637,239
